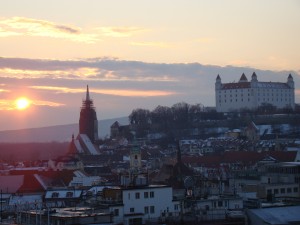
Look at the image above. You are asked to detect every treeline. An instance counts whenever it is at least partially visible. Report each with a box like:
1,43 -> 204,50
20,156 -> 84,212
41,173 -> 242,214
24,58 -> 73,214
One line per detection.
128,102 -> 224,138
128,102 -> 300,139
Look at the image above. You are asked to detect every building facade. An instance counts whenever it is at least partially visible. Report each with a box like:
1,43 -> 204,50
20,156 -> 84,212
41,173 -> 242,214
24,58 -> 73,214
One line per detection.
215,73 -> 295,112
120,185 -> 180,225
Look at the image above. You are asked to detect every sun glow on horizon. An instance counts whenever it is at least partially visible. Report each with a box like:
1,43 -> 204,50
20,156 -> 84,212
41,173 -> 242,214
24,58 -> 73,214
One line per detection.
15,97 -> 31,110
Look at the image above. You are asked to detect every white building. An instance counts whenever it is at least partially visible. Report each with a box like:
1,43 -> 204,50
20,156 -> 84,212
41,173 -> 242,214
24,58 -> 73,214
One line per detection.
215,73 -> 295,112
121,185 -> 179,225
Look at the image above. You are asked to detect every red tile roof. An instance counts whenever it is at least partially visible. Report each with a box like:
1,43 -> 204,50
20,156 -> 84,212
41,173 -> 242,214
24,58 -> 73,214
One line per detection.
222,82 -> 251,89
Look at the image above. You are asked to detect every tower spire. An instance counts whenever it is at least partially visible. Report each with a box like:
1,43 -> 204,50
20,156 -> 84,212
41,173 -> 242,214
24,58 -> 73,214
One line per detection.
86,85 -> 90,101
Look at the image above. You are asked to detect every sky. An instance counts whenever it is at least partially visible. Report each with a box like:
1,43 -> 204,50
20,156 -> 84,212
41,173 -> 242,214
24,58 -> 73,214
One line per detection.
0,0 -> 299,131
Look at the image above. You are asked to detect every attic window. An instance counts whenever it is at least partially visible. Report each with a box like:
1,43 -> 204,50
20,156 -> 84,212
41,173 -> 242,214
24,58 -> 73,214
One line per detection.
52,192 -> 59,198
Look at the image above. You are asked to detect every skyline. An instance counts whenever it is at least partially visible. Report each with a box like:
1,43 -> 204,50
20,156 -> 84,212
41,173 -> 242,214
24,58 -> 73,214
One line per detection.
0,0 -> 299,131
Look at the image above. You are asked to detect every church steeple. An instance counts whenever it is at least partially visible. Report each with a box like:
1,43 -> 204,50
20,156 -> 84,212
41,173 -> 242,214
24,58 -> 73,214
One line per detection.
86,85 -> 90,101
79,85 -> 99,143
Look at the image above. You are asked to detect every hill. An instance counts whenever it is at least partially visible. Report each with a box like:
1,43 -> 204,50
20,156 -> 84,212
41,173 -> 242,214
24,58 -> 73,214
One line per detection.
0,117 -> 129,143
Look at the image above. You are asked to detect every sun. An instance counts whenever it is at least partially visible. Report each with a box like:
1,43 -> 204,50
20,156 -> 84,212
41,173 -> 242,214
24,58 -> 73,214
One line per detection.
15,97 -> 31,110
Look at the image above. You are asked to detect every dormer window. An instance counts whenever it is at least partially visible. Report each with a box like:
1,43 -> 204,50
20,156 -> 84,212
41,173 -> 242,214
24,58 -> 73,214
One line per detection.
51,192 -> 59,198
66,191 -> 74,198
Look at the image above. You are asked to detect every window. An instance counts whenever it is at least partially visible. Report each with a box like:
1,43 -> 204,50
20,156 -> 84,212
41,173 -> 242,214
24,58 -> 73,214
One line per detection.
287,188 -> 292,193
150,206 -> 155,214
150,191 -> 154,198
51,192 -> 59,198
174,204 -> 179,211
218,201 -> 223,207
274,189 -> 279,194
66,192 -> 73,198
135,192 -> 140,199
294,187 -> 298,193
130,207 -> 135,213
114,209 -> 119,216
144,192 -> 148,198
267,189 -> 272,195
280,188 -> 285,194
144,206 -> 149,214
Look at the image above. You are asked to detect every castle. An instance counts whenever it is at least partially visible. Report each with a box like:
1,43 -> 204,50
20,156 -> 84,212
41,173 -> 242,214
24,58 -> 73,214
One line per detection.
215,73 -> 295,112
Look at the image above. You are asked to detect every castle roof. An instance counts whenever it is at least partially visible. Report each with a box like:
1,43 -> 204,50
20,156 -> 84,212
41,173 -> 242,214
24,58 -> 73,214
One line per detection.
221,81 -> 290,90
239,73 -> 248,82
222,82 -> 251,89
257,82 -> 289,89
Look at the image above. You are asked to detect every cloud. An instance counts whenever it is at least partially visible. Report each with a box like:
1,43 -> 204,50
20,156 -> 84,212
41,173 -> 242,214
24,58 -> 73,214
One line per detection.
99,26 -> 145,37
0,17 -> 100,43
0,98 -> 64,111
0,100 -> 14,110
0,58 -> 179,82
29,85 -> 176,97
32,100 -> 64,107
0,27 -> 21,37
0,57 -> 298,110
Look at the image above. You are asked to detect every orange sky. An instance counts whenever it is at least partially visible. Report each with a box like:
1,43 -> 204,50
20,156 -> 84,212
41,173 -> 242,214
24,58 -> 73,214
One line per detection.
0,0 -> 299,131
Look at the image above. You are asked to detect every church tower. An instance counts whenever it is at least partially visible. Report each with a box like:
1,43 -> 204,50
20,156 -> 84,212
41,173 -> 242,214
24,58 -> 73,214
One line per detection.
130,142 -> 142,174
79,85 -> 98,143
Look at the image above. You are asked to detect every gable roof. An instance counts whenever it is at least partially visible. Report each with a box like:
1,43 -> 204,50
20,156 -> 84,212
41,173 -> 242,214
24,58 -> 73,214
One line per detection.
239,73 -> 248,82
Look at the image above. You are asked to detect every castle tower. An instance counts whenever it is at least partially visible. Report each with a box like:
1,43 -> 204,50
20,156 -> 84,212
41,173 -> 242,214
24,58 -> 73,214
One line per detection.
251,72 -> 258,82
215,74 -> 222,90
79,85 -> 98,143
215,75 -> 222,112
287,74 -> 294,89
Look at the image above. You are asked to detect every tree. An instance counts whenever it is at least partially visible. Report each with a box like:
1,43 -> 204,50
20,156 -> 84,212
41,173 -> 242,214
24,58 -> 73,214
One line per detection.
257,103 -> 277,114
129,108 -> 151,125
151,105 -> 172,131
171,102 -> 189,129
129,108 -> 151,137
188,103 -> 204,123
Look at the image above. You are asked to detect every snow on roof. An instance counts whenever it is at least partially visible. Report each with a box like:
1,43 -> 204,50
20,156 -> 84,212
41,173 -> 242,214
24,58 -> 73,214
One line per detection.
248,206 -> 300,224
87,186 -> 118,194
258,125 -> 272,135
73,170 -> 87,178
78,134 -> 99,155
74,139 -> 84,153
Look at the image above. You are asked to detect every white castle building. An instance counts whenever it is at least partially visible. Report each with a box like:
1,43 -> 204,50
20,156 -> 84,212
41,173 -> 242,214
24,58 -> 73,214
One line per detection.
215,72 -> 295,112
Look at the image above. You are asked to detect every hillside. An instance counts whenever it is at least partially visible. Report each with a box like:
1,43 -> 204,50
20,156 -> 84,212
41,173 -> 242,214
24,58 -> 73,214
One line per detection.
0,117 -> 129,143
